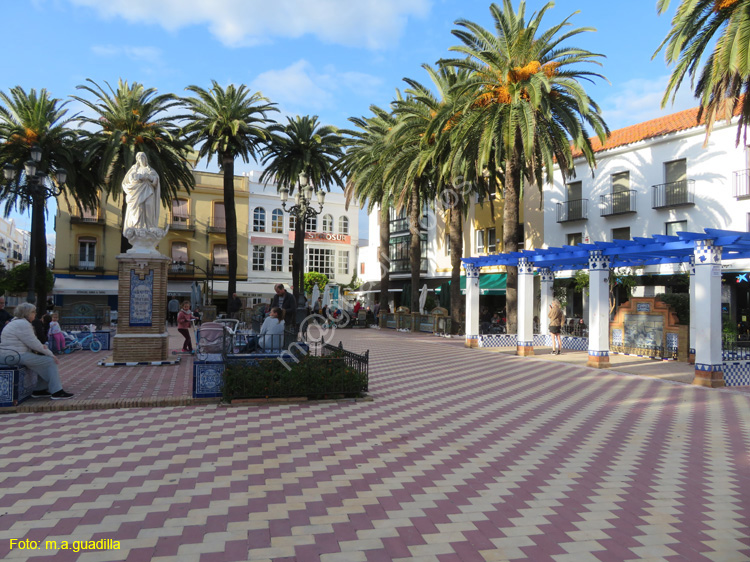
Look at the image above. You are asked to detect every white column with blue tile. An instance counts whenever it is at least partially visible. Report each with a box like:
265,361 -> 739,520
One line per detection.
587,250 -> 610,368
465,263 -> 481,348
539,268 -> 554,342
688,255 -> 696,364
517,258 -> 535,356
692,240 -> 724,387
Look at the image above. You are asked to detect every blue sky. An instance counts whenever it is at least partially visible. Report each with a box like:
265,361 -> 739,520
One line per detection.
6,0 -> 697,241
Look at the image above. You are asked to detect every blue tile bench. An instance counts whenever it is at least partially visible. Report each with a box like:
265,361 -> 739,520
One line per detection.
68,330 -> 113,351
193,344 -> 310,399
0,350 -> 32,408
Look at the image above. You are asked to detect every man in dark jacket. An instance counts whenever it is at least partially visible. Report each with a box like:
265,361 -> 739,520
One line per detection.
270,284 -> 296,323
227,293 -> 243,320
0,297 -> 12,340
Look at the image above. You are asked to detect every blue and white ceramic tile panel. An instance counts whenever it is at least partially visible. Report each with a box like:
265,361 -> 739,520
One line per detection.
533,334 -> 551,347
0,366 -> 31,408
723,361 -> 750,386
611,329 -> 623,346
193,361 -> 225,398
420,321 -> 433,333
666,333 -> 679,352
71,330 -> 112,350
478,334 -> 517,348
561,336 -> 589,351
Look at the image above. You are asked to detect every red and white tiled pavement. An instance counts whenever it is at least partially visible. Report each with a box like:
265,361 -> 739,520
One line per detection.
1,329 -> 749,561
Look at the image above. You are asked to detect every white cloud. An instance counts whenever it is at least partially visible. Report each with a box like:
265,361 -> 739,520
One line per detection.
69,0 -> 431,49
601,75 -> 699,130
251,60 -> 382,114
91,44 -> 163,65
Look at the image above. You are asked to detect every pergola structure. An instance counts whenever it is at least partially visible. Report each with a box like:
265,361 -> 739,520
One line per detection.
462,229 -> 750,387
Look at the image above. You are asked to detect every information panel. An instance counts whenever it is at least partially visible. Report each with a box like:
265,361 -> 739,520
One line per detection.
130,270 -> 154,327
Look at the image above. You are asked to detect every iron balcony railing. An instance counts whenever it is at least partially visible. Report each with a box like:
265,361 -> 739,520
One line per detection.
70,210 -> 105,225
208,218 -> 226,233
651,179 -> 695,208
170,214 -> 196,230
390,258 -> 428,274
69,254 -> 104,272
600,189 -> 636,216
210,261 -> 229,276
733,169 -> 750,198
168,262 -> 196,277
556,199 -> 588,222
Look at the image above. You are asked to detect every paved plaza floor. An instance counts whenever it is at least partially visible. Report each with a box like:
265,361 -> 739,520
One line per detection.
1,328 -> 749,561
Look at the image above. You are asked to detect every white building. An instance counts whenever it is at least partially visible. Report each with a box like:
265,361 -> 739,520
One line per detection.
0,218 -> 30,269
245,172 -> 359,306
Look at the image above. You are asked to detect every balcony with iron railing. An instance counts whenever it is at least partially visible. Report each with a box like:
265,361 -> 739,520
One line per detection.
210,261 -> 229,277
733,169 -> 750,198
556,199 -> 588,222
70,209 -> 105,225
69,254 -> 104,273
170,213 -> 196,231
389,217 -> 410,233
208,217 -> 226,233
600,190 -> 637,216
390,258 -> 428,274
651,180 -> 695,208
168,262 -> 197,277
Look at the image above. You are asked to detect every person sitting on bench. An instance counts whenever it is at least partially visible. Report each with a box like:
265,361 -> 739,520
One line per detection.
240,307 -> 285,353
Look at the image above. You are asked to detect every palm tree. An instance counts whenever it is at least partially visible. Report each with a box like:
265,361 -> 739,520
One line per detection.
0,86 -> 98,307
656,0 -> 750,143
181,81 -> 277,298
260,115 -> 345,303
442,0 -> 608,331
342,105 -> 398,313
73,79 -> 195,252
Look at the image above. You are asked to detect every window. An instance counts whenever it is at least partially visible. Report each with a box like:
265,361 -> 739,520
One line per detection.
289,214 -> 296,232
475,229 -> 485,254
665,159 -> 687,184
567,181 -> 582,201
306,215 -> 317,232
172,199 -> 189,224
487,228 -> 496,253
612,171 -> 630,193
171,241 -> 188,264
288,249 -> 294,271
271,209 -> 284,233
339,216 -> 349,235
360,262 -> 365,275
81,205 -> 98,221
78,238 -> 96,269
445,233 -> 451,256
612,227 -> 630,241
306,247 -> 335,276
567,233 -> 582,246
322,214 -> 333,233
666,220 -> 687,237
213,202 -> 225,230
252,245 -> 265,270
253,207 -> 266,232
213,244 -> 228,273
271,246 -> 283,272
338,250 -> 350,275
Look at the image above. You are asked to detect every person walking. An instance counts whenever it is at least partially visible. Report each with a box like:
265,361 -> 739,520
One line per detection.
548,299 -> 564,355
177,301 -> 197,353
167,296 -> 180,327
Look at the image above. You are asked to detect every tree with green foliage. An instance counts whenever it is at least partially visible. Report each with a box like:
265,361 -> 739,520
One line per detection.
0,86 -> 98,307
182,81 -> 277,298
304,272 -> 329,296
0,263 -> 53,296
73,79 -> 195,252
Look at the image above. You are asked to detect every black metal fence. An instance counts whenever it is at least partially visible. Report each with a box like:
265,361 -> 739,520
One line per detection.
722,336 -> 750,360
556,199 -> 588,222
652,180 -> 695,208
600,190 -> 636,216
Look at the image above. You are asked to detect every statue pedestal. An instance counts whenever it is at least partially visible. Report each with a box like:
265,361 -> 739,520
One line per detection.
113,253 -> 170,362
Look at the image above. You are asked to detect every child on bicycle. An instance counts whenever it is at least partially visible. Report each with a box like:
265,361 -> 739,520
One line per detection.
48,313 -> 66,354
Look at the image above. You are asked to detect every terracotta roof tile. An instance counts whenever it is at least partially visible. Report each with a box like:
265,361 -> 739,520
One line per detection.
572,105 -> 737,158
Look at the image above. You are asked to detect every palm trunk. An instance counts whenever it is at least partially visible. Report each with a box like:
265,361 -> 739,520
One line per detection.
378,205 -> 390,311
504,136 -> 522,334
222,153 -> 238,299
408,185 -> 421,312
449,193 -> 464,334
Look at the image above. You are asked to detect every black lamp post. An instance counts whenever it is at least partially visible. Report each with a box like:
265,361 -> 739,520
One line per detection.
2,145 -> 65,305
279,172 -> 325,302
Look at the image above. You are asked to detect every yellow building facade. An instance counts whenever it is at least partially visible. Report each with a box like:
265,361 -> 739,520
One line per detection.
52,169 -> 250,309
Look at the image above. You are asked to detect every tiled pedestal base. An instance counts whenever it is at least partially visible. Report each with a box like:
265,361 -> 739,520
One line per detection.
693,364 -> 725,388
587,353 -> 610,369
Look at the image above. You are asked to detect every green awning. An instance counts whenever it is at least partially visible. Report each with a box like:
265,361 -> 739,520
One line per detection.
436,274 -> 507,296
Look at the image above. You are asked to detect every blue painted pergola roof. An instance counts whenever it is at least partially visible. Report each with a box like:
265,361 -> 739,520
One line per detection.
463,229 -> 750,271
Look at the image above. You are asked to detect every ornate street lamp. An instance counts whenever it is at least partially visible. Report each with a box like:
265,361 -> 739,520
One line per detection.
2,145 -> 65,303
279,172 -> 326,303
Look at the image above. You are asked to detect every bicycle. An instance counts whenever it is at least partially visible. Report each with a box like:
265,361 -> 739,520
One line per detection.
63,329 -> 103,353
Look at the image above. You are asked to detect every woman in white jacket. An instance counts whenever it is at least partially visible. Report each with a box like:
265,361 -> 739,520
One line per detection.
0,302 -> 73,400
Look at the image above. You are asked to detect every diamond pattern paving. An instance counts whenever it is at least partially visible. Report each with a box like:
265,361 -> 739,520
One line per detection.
1,329 -> 749,561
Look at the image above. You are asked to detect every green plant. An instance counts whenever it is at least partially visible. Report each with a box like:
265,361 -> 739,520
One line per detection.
655,293 -> 690,325
0,263 -> 53,295
304,272 -> 329,296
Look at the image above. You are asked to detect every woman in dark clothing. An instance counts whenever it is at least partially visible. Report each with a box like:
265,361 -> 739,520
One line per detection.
32,314 -> 51,345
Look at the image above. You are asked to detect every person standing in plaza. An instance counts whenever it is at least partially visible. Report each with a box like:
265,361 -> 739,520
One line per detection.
271,284 -> 296,324
167,295 -> 180,327
548,299 -> 564,355
0,297 -> 12,340
228,292 -> 243,320
177,301 -> 197,353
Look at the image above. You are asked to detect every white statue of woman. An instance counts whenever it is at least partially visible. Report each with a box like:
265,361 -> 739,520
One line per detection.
123,152 -> 160,231
122,152 -> 167,254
